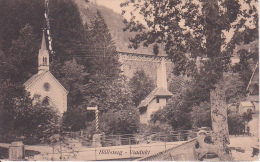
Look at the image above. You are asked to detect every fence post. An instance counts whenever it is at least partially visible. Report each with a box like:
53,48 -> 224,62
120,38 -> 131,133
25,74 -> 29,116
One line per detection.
95,140 -> 97,161
9,141 -> 24,161
60,140 -> 62,160
129,137 -> 131,159
165,135 -> 167,149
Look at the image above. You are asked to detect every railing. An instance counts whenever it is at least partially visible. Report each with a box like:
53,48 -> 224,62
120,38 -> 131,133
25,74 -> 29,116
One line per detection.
136,138 -> 198,161
1,129 -> 202,161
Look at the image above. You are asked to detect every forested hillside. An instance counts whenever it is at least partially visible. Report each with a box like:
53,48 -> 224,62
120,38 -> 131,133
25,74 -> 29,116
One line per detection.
75,0 -> 156,54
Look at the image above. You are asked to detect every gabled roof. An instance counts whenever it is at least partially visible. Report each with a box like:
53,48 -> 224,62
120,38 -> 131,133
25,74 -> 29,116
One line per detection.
24,73 -> 41,88
137,87 -> 173,109
24,70 -> 68,94
240,101 -> 254,107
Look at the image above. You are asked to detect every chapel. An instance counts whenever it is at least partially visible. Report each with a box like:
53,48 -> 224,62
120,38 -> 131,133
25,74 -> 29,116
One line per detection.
24,31 -> 68,114
137,58 -> 173,124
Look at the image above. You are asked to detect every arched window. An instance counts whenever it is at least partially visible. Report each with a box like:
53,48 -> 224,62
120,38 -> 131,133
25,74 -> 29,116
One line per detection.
43,57 -> 45,65
42,97 -> 51,106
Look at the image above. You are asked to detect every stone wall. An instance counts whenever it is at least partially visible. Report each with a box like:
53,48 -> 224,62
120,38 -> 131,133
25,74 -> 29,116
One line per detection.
118,53 -> 175,84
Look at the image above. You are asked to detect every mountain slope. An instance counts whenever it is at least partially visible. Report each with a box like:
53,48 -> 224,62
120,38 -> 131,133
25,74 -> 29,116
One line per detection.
74,0 -> 154,54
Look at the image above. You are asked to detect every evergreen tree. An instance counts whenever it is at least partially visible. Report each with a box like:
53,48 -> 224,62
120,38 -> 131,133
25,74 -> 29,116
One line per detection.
0,0 -> 44,53
7,24 -> 39,84
81,10 -> 132,113
48,0 -> 85,64
85,10 -> 121,78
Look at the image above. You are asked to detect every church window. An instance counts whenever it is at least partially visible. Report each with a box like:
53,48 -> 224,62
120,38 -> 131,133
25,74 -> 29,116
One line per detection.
44,82 -> 50,91
42,97 -> 50,106
43,57 -> 45,65
157,98 -> 160,103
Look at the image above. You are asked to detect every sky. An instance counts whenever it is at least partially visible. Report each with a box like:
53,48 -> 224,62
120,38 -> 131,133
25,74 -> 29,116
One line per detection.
93,0 -> 258,43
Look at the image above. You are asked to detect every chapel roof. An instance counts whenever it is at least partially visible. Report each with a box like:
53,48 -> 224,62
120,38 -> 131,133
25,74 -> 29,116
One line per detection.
24,70 -> 68,94
24,73 -> 41,88
137,87 -> 173,109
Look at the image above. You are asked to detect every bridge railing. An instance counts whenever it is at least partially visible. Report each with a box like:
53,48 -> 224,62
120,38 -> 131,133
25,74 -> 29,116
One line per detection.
136,138 -> 198,161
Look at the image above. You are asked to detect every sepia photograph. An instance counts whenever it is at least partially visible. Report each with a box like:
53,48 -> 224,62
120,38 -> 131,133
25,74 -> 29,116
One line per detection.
0,0 -> 259,161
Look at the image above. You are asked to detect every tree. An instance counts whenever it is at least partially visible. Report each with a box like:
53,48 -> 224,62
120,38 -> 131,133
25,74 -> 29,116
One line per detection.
122,0 -> 257,79
82,75 -> 134,112
59,59 -> 88,108
228,112 -> 245,135
129,69 -> 155,107
14,103 -> 60,144
0,81 -> 60,144
150,97 -> 192,131
80,11 -> 133,113
190,102 -> 211,128
97,108 -> 140,135
48,0 -> 85,63
84,10 -> 121,78
242,109 -> 253,123
0,0 -> 44,53
6,24 -> 39,84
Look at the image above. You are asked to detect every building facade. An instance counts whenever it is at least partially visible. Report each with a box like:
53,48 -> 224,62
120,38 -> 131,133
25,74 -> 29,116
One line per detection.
24,32 -> 68,114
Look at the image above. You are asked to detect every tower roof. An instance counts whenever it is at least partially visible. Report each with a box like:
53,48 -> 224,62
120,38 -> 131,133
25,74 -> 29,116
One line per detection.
137,87 -> 173,109
41,31 -> 47,51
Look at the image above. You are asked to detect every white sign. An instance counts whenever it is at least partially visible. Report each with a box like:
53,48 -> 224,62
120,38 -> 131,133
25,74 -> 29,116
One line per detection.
87,106 -> 98,111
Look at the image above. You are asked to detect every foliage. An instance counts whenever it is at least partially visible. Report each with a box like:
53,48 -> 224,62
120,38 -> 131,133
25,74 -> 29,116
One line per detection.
90,108 -> 140,135
129,69 -> 155,106
2,24 -> 39,84
228,112 -> 245,135
0,81 -> 60,144
14,103 -> 60,144
84,10 -> 121,78
190,102 -> 211,128
49,0 -> 85,63
0,0 -> 44,53
242,109 -> 253,123
0,81 -> 31,138
81,75 -> 133,113
232,39 -> 259,87
59,59 -> 88,108
146,121 -> 173,134
122,0 -> 258,85
150,98 -> 192,131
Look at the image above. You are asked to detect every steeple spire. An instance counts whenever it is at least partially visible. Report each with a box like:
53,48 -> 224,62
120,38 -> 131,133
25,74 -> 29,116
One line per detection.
38,30 -> 49,74
157,57 -> 167,89
41,30 -> 47,51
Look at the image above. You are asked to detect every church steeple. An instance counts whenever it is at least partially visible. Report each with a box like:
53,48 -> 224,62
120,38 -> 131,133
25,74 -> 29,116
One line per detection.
157,57 -> 167,90
38,31 -> 49,75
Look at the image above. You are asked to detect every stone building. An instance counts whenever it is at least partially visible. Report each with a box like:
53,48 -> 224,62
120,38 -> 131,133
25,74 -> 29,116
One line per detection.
24,32 -> 68,114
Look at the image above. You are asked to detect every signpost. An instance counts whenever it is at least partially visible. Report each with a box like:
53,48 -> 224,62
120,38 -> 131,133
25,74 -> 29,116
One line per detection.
87,106 -> 99,132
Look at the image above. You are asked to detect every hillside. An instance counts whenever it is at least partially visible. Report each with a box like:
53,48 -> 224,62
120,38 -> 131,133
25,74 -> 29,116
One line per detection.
74,0 -> 155,54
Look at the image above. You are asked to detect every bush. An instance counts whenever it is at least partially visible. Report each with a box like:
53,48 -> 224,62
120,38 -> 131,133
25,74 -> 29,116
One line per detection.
228,112 -> 245,135
86,108 -> 140,136
14,103 -> 60,144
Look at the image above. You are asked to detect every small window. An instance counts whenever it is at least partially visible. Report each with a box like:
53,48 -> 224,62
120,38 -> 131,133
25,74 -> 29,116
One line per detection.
157,98 -> 160,103
44,82 -> 50,91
